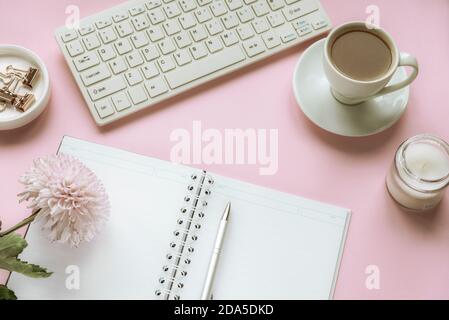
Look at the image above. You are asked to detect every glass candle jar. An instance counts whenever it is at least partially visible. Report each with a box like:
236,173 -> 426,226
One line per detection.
386,134 -> 449,212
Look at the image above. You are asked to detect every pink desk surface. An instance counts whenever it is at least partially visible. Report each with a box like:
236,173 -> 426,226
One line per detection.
1,0 -> 449,300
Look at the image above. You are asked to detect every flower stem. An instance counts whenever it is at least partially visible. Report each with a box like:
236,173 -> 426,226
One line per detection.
0,209 -> 41,237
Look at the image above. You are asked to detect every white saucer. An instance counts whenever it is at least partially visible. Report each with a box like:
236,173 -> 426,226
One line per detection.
293,39 -> 409,137
0,45 -> 50,131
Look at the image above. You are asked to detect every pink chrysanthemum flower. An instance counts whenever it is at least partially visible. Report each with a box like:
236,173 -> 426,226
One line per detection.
18,154 -> 110,247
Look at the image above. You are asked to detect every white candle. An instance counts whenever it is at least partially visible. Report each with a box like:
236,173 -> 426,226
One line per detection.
386,134 -> 449,211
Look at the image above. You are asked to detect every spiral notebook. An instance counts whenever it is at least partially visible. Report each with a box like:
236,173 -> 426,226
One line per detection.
8,136 -> 351,300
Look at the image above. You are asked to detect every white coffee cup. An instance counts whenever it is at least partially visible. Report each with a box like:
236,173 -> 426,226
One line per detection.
323,21 -> 419,105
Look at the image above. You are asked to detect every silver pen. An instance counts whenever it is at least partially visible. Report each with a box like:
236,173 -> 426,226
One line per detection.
200,202 -> 231,300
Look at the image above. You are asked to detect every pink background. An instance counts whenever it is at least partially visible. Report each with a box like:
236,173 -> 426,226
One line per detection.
1,0 -> 449,299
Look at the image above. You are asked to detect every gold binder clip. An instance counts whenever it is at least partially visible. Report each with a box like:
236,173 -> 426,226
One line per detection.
14,93 -> 35,112
6,65 -> 40,88
0,88 -> 17,112
0,88 -> 17,105
4,76 -> 20,93
0,64 -> 39,112
0,71 -> 13,86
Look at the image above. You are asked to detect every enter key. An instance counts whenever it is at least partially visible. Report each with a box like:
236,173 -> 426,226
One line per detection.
282,0 -> 319,22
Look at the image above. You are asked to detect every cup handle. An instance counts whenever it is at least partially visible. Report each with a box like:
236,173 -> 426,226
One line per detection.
373,53 -> 419,98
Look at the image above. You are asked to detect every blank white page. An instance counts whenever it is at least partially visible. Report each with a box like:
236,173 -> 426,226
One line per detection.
191,174 -> 351,300
8,137 -> 203,300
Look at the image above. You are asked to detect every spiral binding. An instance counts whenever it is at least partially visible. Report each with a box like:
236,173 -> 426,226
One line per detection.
155,171 -> 214,300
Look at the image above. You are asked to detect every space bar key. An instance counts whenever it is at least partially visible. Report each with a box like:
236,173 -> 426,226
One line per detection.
165,46 -> 246,89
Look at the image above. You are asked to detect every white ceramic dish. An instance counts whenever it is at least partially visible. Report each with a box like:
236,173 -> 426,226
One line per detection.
293,39 -> 410,137
0,45 -> 50,130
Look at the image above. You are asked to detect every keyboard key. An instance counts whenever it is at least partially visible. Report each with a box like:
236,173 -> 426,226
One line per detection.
88,77 -> 127,101
221,12 -> 239,29
145,77 -> 169,98
190,43 -> 208,59
197,0 -> 212,5
78,24 -> 95,36
252,18 -> 269,33
99,45 -> 117,61
158,38 -> 176,54
66,40 -> 84,57
164,2 -> 182,18
262,31 -> 280,48
244,0 -> 258,3
125,69 -> 144,86
297,24 -> 313,36
142,45 -> 161,61
252,1 -> 270,16
131,32 -> 150,48
190,25 -> 208,41
95,99 -> 115,118
267,0 -> 284,10
115,39 -> 133,55
132,15 -> 150,31
311,16 -> 328,30
165,45 -> 245,89
242,37 -> 265,57
163,20 -> 181,35
128,85 -> 148,104
125,51 -> 144,67
174,31 -> 192,48
280,31 -> 296,43
112,92 -> 131,111
210,0 -> 228,17
267,12 -> 285,27
225,0 -> 243,10
129,5 -> 146,16
292,19 -> 308,29
195,7 -> 212,23
148,8 -> 166,24
179,13 -> 197,29
116,21 -> 134,37
205,19 -> 224,35
61,30 -> 78,42
205,37 -> 223,53
174,49 -> 192,66
81,64 -> 111,86
83,34 -> 101,50
179,0 -> 197,12
282,0 -> 319,21
236,7 -> 254,23
278,24 -> 297,43
99,27 -> 117,44
236,24 -> 254,40
158,56 -> 176,72
146,0 -> 163,10
95,18 -> 112,29
147,26 -> 165,42
113,13 -> 129,23
109,57 -> 128,74
221,30 -> 239,46
73,52 -> 100,71
141,63 -> 160,79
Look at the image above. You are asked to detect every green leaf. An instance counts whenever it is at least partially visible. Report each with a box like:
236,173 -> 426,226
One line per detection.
0,233 -> 27,257
0,233 -> 52,278
0,258 -> 52,278
0,285 -> 17,300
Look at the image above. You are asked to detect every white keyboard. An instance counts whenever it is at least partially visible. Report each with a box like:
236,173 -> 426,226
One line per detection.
55,0 -> 331,126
